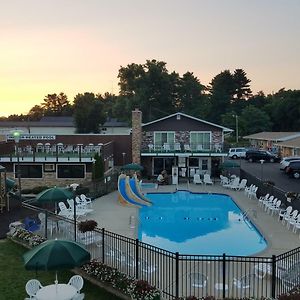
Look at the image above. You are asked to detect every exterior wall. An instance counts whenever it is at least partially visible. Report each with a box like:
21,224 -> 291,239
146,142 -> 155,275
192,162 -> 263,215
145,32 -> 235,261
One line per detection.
6,171 -> 92,189
100,127 -> 131,135
29,127 -> 75,134
132,109 -> 142,164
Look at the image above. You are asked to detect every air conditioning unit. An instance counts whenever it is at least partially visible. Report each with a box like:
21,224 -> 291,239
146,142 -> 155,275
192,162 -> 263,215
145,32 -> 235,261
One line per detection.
44,164 -> 55,171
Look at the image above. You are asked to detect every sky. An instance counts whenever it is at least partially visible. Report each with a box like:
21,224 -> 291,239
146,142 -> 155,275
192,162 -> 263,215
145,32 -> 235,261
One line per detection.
1,0 -> 300,117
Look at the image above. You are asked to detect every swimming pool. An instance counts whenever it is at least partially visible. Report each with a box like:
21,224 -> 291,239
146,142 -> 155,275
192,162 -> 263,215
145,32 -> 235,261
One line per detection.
138,191 -> 267,255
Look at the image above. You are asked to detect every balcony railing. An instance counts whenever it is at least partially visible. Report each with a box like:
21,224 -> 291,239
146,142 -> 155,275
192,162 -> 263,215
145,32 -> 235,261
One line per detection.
0,144 -> 102,162
142,142 -> 225,154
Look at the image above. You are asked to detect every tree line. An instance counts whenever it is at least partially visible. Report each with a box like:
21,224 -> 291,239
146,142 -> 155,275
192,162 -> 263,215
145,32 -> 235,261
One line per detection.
2,59 -> 299,136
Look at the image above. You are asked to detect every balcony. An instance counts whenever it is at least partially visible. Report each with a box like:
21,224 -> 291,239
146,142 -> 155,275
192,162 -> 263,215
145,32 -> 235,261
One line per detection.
0,144 -> 102,163
141,142 -> 226,156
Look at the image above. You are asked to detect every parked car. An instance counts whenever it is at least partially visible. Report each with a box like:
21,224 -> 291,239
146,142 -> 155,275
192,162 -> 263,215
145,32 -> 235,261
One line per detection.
280,156 -> 300,171
285,160 -> 300,179
245,150 -> 280,163
228,148 -> 247,159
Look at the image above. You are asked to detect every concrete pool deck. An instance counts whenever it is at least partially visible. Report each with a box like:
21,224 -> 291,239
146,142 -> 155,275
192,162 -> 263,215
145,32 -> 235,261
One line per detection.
89,181 -> 300,257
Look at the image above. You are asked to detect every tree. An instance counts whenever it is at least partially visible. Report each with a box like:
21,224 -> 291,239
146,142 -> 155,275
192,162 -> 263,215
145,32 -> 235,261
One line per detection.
41,92 -> 71,115
27,105 -> 44,121
233,69 -> 252,101
208,70 -> 236,123
73,93 -> 106,133
177,72 -> 207,116
240,105 -> 272,135
92,152 -> 104,180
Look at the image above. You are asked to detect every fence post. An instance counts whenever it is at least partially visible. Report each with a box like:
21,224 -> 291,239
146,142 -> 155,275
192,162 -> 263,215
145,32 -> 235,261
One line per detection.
44,210 -> 48,239
271,255 -> 276,298
102,228 -> 105,264
175,252 -> 179,298
222,253 -> 226,299
135,239 -> 139,279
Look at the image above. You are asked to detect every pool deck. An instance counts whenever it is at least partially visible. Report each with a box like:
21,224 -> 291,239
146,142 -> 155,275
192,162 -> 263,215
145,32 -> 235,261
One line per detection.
89,181 -> 300,257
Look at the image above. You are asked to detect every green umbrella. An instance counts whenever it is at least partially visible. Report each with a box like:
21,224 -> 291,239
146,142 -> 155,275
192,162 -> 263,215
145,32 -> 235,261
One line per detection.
23,239 -> 90,283
121,163 -> 144,171
35,187 -> 74,204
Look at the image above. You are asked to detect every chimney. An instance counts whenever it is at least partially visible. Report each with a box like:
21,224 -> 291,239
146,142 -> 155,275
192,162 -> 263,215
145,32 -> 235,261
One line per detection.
131,108 -> 142,164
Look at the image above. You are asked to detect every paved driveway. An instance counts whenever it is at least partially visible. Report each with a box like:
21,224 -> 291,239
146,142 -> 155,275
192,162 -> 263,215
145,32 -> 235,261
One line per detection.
238,159 -> 300,192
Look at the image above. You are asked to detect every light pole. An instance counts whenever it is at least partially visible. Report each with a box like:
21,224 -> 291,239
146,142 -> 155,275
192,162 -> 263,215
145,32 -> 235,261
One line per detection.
260,159 -> 265,181
12,130 -> 22,201
233,114 -> 239,144
122,152 -> 126,165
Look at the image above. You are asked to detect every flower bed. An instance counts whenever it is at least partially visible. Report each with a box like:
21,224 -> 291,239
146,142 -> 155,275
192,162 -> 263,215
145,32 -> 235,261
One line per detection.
82,259 -> 161,300
8,228 -> 46,247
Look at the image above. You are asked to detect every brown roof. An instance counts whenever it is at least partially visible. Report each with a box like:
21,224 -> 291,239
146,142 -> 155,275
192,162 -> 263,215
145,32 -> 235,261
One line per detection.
274,137 -> 300,148
243,132 -> 300,141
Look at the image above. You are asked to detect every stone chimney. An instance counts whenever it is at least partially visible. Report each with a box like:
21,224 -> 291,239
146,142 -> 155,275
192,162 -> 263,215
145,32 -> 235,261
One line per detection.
131,108 -> 142,164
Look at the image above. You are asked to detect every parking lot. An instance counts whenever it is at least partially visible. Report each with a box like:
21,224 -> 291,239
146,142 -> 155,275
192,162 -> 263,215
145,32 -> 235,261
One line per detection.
238,159 -> 300,193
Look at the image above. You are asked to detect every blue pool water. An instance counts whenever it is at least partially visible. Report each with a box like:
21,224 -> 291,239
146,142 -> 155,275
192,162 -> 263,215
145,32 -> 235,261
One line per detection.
138,191 -> 267,255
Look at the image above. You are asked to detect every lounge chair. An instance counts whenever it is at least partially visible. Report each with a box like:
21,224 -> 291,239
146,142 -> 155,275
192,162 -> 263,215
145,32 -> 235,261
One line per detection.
236,179 -> 247,191
203,174 -> 213,185
220,175 -> 229,185
223,177 -> 239,189
248,186 -> 258,199
23,217 -> 40,233
278,206 -> 293,222
193,174 -> 203,184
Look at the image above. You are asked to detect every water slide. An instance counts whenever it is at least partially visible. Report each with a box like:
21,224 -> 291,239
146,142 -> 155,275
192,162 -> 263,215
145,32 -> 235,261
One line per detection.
129,174 -> 152,206
118,174 -> 152,207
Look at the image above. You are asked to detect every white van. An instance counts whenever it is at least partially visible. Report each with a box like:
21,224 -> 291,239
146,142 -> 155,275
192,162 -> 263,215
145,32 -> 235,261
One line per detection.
228,147 -> 247,159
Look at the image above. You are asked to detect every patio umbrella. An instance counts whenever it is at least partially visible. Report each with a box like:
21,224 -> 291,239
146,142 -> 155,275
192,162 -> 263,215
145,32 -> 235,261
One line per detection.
35,187 -> 74,204
23,239 -> 90,283
121,163 -> 144,171
35,186 -> 77,240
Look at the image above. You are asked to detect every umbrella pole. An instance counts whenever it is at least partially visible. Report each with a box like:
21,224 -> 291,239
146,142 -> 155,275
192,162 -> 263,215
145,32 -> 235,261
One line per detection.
74,200 -> 77,242
55,271 -> 58,293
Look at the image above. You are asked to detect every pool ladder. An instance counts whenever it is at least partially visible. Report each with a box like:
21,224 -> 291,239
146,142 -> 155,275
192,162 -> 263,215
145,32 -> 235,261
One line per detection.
242,208 -> 257,220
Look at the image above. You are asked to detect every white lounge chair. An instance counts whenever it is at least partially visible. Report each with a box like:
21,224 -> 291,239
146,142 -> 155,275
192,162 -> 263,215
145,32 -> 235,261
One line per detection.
278,206 -> 293,222
223,177 -> 239,189
248,186 -> 258,199
203,174 -> 213,185
220,175 -> 229,185
193,174 -> 203,184
233,274 -> 256,297
236,179 -> 247,191
80,194 -> 93,208
284,210 -> 298,229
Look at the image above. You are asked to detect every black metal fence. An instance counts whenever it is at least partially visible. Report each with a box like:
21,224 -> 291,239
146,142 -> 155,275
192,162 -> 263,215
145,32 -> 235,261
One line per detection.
22,200 -> 300,300
240,168 -> 300,211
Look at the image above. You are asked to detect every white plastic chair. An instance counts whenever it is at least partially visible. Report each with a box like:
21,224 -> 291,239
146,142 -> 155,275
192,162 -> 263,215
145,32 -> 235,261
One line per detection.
184,144 -> 191,152
268,200 -> 282,216
72,294 -> 85,300
284,210 -> 298,229
80,194 -> 92,207
193,174 -> 203,184
189,272 -> 207,288
174,143 -> 181,151
233,274 -> 255,297
248,186 -> 258,199
68,275 -> 84,293
25,279 -> 43,299
220,175 -> 229,185
278,206 -> 293,222
236,179 -> 247,191
258,193 -> 270,207
223,177 -> 239,189
203,174 -> 213,185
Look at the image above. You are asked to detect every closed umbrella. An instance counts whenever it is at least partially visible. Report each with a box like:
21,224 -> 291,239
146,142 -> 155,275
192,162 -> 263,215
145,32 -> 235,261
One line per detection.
121,163 -> 144,171
23,239 -> 90,283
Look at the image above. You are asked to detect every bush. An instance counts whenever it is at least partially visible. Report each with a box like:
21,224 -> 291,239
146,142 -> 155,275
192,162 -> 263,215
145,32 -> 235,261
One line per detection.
10,228 -> 46,247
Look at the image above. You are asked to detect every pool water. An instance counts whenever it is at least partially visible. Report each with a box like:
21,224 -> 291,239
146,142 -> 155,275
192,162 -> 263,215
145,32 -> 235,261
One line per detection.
138,191 -> 267,255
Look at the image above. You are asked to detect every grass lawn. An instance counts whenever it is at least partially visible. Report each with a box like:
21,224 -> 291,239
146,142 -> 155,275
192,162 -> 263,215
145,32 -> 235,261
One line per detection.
0,239 -> 122,300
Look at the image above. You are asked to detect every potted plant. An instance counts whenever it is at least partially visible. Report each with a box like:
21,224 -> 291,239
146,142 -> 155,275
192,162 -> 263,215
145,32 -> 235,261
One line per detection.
78,220 -> 98,233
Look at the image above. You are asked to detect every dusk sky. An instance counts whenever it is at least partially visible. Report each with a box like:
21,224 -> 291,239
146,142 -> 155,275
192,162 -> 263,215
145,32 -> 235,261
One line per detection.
1,0 -> 299,117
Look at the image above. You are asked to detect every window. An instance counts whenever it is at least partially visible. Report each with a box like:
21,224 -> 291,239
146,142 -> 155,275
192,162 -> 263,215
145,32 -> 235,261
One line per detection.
190,132 -> 211,151
154,132 -> 175,149
201,159 -> 208,170
57,164 -> 85,179
15,164 -> 43,178
44,164 -> 55,172
189,157 -> 199,167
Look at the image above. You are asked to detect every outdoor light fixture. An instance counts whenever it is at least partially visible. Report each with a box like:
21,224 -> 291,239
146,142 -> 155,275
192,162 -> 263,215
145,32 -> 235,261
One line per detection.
11,130 -> 22,200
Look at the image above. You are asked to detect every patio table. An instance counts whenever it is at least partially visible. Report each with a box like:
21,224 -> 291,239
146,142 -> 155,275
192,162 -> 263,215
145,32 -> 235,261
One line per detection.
35,283 -> 77,300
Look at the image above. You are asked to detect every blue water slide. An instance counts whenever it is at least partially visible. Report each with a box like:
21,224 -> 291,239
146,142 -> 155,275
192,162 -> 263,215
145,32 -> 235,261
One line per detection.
129,177 -> 152,206
118,176 -> 143,207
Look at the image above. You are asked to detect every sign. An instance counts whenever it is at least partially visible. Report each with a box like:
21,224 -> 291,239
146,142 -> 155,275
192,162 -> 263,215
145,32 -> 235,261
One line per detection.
7,134 -> 56,140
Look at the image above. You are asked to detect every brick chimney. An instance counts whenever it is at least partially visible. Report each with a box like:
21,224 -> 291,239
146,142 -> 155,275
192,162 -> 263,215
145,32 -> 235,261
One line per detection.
131,109 -> 142,164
